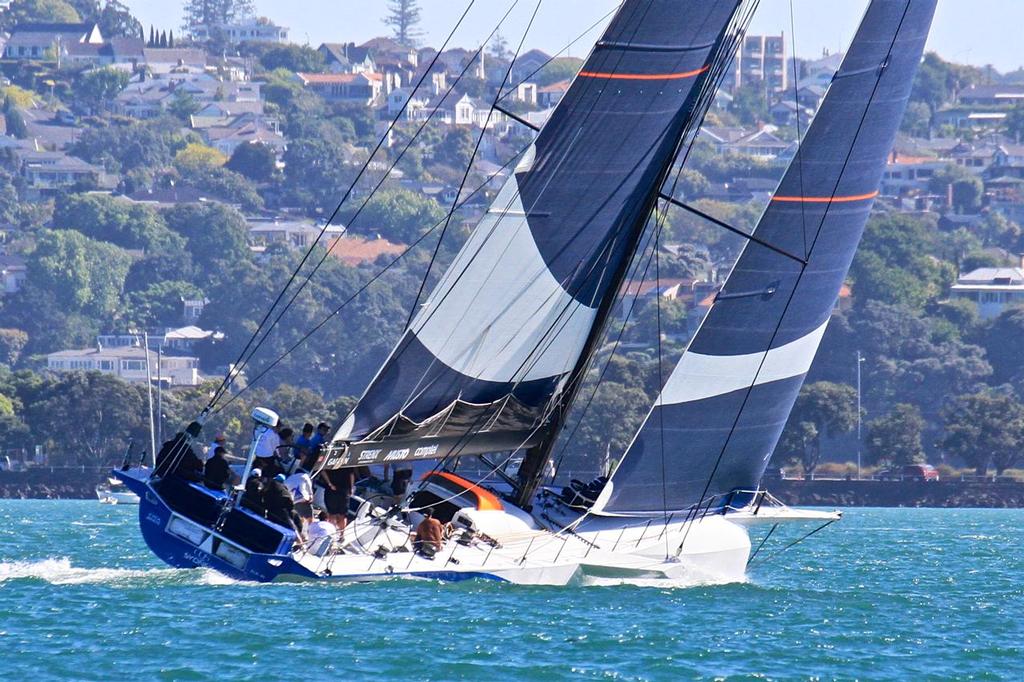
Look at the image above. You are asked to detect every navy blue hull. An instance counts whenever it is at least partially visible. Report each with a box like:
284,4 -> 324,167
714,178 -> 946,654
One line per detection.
116,471 -> 508,584
116,472 -> 315,583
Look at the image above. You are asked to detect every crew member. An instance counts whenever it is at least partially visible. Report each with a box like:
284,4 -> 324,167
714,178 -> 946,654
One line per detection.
203,446 -> 236,492
412,508 -> 447,557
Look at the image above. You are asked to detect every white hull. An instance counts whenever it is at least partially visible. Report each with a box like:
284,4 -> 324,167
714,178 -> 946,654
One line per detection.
291,511 -> 752,586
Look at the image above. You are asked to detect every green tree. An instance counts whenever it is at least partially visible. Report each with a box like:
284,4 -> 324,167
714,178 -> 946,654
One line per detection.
4,98 -> 28,139
178,165 -> 264,212
168,89 -> 201,123
900,101 -> 932,137
866,403 -> 926,467
24,229 -> 131,318
779,381 -> 859,477
96,0 -> 142,38
182,0 -> 254,32
942,391 -> 1024,476
161,202 -> 251,285
120,280 -> 204,328
383,0 -> 422,47
226,141 -> 278,183
21,372 -> 150,465
0,329 -> 28,367
569,382 -> 652,465
73,67 -> 130,115
1005,104 -> 1024,143
282,124 -> 355,214
53,193 -> 183,253
534,58 -> 583,86
928,164 -> 983,214
436,126 -> 476,170
983,307 -> 1024,384
353,186 -> 445,244
257,44 -> 324,73
0,0 -> 80,31
850,213 -> 952,309
73,117 -> 192,173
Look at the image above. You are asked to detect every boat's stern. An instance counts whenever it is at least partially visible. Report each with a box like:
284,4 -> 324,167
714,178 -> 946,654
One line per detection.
115,469 -> 314,582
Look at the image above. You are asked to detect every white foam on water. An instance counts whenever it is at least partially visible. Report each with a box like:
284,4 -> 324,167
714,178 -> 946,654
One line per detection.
578,573 -> 749,588
196,569 -> 242,586
0,558 -> 180,585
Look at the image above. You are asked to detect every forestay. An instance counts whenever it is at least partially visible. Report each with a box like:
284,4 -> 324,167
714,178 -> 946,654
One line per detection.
324,0 -> 745,468
596,0 -> 937,514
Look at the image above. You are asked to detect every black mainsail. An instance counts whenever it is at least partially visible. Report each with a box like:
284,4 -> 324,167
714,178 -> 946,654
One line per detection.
324,1 -> 747,470
595,0 -> 937,515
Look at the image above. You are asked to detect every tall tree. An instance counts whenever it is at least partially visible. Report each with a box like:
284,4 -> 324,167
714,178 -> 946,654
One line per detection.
183,0 -> 254,32
943,391 -> 1024,476
866,403 -> 926,467
0,0 -> 81,32
96,0 -> 142,38
778,382 -> 859,477
383,0 -> 422,47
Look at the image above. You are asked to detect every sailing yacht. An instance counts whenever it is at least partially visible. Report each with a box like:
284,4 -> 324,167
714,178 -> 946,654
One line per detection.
116,0 -> 936,584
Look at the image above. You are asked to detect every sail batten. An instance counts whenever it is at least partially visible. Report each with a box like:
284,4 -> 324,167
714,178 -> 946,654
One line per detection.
597,0 -> 938,515
324,1 -> 746,469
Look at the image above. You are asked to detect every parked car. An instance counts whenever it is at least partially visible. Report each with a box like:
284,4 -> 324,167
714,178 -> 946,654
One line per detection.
876,463 -> 939,482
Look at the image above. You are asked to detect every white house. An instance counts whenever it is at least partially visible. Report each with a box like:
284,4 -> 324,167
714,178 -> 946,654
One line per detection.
950,264 -> 1024,319
3,21 -> 102,60
47,346 -> 201,386
191,17 -> 288,45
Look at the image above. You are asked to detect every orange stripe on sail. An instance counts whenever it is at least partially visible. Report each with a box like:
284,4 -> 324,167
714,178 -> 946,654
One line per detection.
771,190 -> 880,204
578,64 -> 709,81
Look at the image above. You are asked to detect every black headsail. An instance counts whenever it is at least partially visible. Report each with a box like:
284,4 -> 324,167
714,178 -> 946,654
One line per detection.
594,0 -> 938,515
323,1 -> 747,473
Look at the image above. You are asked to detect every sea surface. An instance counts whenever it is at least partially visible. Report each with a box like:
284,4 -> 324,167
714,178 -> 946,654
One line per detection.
0,501 -> 1021,681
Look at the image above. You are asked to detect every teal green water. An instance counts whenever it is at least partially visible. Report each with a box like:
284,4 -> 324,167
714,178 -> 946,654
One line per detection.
0,502 -> 1021,680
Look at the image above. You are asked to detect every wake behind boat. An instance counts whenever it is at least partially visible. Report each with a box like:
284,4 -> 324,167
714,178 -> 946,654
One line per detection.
117,0 -> 935,585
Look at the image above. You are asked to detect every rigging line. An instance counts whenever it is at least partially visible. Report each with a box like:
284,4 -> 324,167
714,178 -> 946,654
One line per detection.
747,518 -> 837,567
660,195 -> 807,266
789,0 -> 809,261
205,0 -> 479,411
405,0 -> 546,331
676,2 -> 913,558
654,221 -> 670,557
745,522 -> 778,566
214,2 -> 521,402
211,144 -> 532,414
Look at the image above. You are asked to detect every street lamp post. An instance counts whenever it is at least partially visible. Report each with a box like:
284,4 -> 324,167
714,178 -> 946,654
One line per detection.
856,350 -> 865,480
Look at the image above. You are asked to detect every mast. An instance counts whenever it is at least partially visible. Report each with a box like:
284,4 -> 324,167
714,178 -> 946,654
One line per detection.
142,332 -> 157,467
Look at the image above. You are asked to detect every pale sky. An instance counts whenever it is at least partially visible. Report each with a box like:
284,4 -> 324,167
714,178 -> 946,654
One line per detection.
122,1 -> 1024,73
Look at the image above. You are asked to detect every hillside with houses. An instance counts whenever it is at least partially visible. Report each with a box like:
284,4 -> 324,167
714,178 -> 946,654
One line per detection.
0,0 -> 1022,485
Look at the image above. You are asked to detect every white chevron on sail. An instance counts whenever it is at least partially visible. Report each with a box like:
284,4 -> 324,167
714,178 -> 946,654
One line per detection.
411,174 -> 597,384
659,319 -> 829,405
